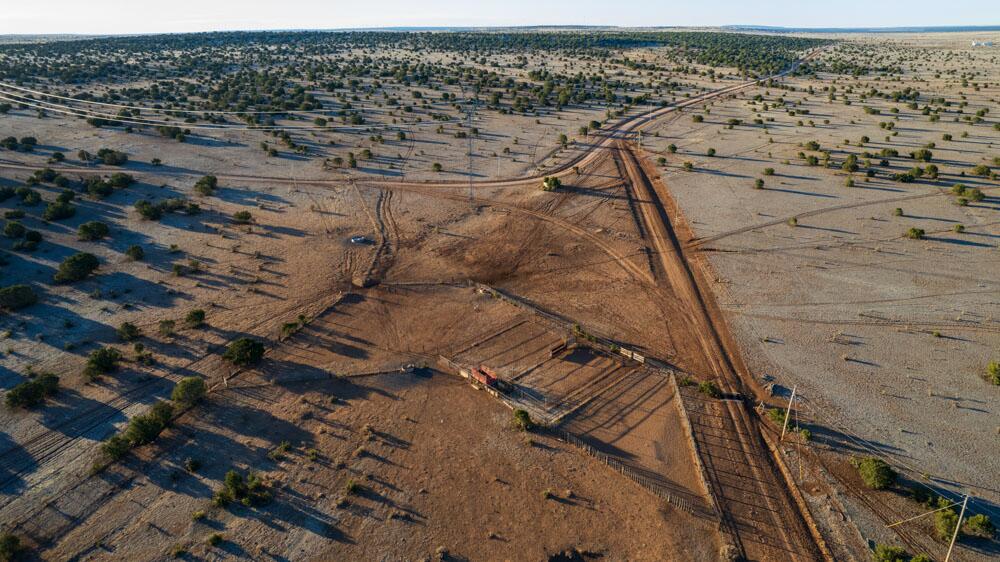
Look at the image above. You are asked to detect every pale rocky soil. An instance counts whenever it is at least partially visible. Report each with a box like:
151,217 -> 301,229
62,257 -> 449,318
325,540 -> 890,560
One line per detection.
640,31 -> 1000,559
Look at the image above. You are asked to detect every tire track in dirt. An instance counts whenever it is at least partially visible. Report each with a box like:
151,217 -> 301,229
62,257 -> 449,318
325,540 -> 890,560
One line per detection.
0,288 -> 343,535
617,140 -> 825,561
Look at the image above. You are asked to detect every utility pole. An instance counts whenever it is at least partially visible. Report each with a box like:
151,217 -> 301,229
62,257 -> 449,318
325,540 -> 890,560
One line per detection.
779,385 -> 797,442
945,494 -> 968,562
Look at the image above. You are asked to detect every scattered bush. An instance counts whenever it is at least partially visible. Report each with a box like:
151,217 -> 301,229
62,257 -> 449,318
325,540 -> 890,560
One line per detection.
117,322 -> 141,342
935,505 -> 959,541
222,337 -> 265,366
871,544 -> 907,562
158,319 -> 176,337
852,457 -> 896,490
171,376 -> 207,407
125,245 -> 145,261
698,380 -> 722,398
134,199 -> 163,220
54,252 -> 99,283
77,221 -> 109,241
101,434 -> 131,461
4,373 -> 59,409
185,309 -> 206,328
541,176 -> 561,191
905,228 -> 925,240
232,210 -> 253,224
513,408 -> 535,431
84,347 -> 122,380
42,200 -> 76,221
987,361 -> 1000,386
194,175 -> 218,196
96,148 -> 128,165
963,513 -> 995,539
214,469 -> 270,507
3,222 -> 25,238
121,401 -> 173,447
0,532 -> 24,562
0,284 -> 38,311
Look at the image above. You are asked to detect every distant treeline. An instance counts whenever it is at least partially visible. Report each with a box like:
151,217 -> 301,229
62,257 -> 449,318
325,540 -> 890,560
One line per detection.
0,30 -> 830,83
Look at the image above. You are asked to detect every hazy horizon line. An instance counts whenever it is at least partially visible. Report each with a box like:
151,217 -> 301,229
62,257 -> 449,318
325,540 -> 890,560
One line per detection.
1,23 -> 999,39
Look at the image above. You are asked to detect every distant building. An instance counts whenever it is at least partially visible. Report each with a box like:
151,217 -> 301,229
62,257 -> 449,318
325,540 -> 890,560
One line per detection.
971,41 -> 994,47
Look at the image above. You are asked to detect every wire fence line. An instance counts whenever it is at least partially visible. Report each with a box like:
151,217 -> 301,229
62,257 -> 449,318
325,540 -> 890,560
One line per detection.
554,428 -> 718,521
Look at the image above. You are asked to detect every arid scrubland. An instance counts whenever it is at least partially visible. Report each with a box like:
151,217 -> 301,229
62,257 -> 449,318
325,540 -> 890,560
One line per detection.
0,29 -> 997,561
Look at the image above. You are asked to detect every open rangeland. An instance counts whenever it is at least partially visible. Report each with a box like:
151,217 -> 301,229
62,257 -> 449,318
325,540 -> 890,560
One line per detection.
0,28 -> 997,562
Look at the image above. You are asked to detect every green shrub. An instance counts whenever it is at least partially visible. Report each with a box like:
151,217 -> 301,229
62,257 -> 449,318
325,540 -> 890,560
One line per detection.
185,309 -> 205,327
123,402 -> 173,446
223,337 -> 265,366
194,175 -> 218,196
214,469 -> 269,507
541,176 -> 561,191
935,506 -> 959,541
54,252 -> 99,283
4,373 -> 59,408
986,361 -> 999,385
83,347 -> 122,380
853,457 -> 896,490
77,221 -> 109,241
158,319 -> 175,337
698,380 -> 722,398
117,322 -> 141,342
0,284 -> 38,311
149,400 -> 174,427
963,513 -> 995,539
0,532 -> 24,562
43,200 -> 76,221
905,228 -> 925,240
125,245 -> 144,261
101,434 -> 131,461
134,199 -> 163,220
513,408 -> 535,431
171,377 -> 207,407
344,479 -> 360,495
232,210 -> 253,224
3,221 -> 25,238
871,544 -> 907,562
97,148 -> 128,166
767,407 -> 787,425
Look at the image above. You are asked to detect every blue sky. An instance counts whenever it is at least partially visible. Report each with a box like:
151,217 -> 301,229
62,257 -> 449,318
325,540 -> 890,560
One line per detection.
2,0 -> 996,35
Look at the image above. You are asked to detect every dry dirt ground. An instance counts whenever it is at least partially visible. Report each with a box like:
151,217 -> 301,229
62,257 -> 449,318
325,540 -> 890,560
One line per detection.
1,30 -> 999,562
639,31 -> 1000,561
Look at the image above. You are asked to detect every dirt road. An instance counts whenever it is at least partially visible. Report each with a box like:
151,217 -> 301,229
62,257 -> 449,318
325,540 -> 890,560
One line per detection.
615,140 -> 824,560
